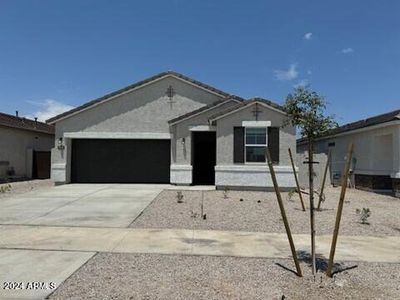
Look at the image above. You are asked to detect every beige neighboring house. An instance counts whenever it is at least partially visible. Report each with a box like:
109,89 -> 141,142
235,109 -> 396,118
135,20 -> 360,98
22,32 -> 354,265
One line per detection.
0,112 -> 55,181
297,109 -> 400,197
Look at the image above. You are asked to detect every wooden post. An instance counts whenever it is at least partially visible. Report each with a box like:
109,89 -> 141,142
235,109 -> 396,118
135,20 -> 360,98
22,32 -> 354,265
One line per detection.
317,149 -> 331,210
326,143 -> 354,277
288,148 -> 306,211
266,148 -> 303,277
307,138 -> 317,275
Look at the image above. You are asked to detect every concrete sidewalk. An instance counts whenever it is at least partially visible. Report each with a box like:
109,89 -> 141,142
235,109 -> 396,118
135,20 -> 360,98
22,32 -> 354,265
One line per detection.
1,225 -> 399,263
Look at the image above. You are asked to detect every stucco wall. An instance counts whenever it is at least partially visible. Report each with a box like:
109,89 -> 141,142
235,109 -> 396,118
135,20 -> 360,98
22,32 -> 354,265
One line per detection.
297,123 -> 400,185
55,76 -> 223,139
171,100 -> 238,165
51,76 -> 225,183
0,126 -> 54,178
314,124 -> 399,177
215,105 -> 296,166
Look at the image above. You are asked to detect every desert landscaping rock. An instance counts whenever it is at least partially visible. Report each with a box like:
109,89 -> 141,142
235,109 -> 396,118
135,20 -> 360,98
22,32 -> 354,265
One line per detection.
132,187 -> 400,236
0,179 -> 53,199
49,253 -> 400,300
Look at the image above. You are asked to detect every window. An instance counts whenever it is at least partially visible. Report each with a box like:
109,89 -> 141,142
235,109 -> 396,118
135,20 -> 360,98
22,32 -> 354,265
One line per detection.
245,127 -> 267,162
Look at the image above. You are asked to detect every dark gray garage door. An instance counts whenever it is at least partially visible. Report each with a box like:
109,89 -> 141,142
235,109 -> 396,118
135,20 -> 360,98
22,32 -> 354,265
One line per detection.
71,139 -> 170,183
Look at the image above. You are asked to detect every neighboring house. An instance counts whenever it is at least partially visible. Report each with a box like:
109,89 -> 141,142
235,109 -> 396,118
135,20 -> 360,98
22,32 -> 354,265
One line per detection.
297,109 -> 400,197
0,112 -> 55,181
47,71 -> 296,190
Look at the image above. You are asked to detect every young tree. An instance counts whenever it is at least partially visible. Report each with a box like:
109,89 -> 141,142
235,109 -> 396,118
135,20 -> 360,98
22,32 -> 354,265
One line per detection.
283,86 -> 337,275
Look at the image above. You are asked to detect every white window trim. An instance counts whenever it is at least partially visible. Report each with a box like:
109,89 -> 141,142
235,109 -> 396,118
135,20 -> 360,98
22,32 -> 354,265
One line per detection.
244,127 -> 268,164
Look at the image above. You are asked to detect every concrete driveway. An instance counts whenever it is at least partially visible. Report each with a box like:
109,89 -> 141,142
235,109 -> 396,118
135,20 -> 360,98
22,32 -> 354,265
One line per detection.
0,184 -> 167,228
0,183 -> 167,299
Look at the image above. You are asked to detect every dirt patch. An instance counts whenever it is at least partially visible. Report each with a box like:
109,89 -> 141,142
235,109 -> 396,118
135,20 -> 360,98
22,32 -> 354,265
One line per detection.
131,187 -> 400,236
49,253 -> 400,300
0,179 -> 53,199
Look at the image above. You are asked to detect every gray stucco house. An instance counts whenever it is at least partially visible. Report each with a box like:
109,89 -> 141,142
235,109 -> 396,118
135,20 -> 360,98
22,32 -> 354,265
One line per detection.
297,109 -> 400,197
47,71 -> 296,190
0,112 -> 54,181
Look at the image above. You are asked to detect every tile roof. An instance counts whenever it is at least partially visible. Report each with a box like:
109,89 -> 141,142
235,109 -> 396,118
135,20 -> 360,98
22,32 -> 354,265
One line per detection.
208,97 -> 285,122
46,71 -> 233,124
297,108 -> 400,144
168,97 -> 243,125
0,112 -> 55,135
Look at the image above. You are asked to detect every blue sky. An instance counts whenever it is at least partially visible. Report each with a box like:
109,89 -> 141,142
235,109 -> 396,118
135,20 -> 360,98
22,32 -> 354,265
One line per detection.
0,0 -> 399,123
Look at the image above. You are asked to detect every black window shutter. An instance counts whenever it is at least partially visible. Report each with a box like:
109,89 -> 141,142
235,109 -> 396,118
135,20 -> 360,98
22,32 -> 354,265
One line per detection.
233,127 -> 245,163
268,127 -> 280,164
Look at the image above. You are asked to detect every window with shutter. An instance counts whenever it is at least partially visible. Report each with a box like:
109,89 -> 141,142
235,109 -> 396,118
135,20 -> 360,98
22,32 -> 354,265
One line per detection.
268,127 -> 280,164
233,127 -> 244,163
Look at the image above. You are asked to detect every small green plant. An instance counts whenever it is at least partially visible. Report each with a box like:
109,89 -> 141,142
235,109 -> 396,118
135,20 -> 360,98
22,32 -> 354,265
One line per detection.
287,189 -> 296,201
356,208 -> 371,224
0,184 -> 12,194
176,191 -> 184,203
223,187 -> 229,199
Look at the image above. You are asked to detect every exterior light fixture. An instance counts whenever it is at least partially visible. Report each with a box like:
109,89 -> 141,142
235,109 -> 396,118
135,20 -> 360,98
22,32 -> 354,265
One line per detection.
57,137 -> 65,150
181,138 -> 185,145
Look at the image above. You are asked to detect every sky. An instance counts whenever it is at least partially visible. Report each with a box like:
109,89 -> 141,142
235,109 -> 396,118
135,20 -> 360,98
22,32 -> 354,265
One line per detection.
0,0 -> 399,124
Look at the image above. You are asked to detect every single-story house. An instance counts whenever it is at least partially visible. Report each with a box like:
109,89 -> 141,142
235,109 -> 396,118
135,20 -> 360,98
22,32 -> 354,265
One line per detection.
0,112 -> 55,181
47,71 -> 296,190
297,109 -> 400,197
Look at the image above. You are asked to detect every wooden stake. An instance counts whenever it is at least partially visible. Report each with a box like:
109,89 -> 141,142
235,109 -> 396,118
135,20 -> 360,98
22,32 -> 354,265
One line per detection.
288,148 -> 306,211
317,149 -> 331,210
266,148 -> 303,277
307,139 -> 316,275
326,143 -> 354,277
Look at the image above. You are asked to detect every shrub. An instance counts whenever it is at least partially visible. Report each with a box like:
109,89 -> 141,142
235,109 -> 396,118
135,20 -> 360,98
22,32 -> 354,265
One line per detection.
356,208 -> 371,225
0,184 -> 12,194
176,191 -> 184,203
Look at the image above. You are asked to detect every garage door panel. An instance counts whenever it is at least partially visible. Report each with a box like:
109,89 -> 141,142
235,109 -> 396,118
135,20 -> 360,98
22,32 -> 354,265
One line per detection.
71,139 -> 170,183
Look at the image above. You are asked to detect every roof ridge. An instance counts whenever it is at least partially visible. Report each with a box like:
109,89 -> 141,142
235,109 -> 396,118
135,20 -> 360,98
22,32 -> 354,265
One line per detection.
47,70 -> 232,124
297,108 -> 400,143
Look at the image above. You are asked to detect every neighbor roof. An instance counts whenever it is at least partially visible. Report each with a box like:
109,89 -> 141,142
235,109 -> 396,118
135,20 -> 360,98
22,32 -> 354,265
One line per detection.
208,97 -> 286,122
46,71 -> 233,124
0,112 -> 55,135
297,108 -> 400,145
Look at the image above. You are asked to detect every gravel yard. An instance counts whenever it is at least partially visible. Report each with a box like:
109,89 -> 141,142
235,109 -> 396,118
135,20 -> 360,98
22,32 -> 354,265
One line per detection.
0,179 -> 53,199
49,253 -> 400,300
131,187 -> 400,236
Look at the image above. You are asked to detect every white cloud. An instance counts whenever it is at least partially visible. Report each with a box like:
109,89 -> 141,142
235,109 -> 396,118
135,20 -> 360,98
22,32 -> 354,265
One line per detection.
293,79 -> 309,88
304,32 -> 313,40
26,99 -> 74,122
274,64 -> 299,81
341,47 -> 354,54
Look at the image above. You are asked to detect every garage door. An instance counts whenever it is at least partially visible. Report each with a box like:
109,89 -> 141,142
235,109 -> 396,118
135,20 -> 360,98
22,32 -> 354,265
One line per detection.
71,139 -> 170,183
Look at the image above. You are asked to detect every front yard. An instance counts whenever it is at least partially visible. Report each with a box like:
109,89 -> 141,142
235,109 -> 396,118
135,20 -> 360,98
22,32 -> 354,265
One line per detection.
49,253 -> 400,300
131,187 -> 400,236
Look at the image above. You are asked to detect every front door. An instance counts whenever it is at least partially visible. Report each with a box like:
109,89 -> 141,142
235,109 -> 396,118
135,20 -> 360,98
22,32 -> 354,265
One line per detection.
192,131 -> 216,185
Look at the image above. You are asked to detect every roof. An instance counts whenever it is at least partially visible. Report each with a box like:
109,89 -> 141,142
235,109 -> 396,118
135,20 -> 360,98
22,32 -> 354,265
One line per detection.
46,71 -> 233,124
209,98 -> 286,122
0,112 -> 55,135
297,108 -> 400,145
168,96 -> 243,125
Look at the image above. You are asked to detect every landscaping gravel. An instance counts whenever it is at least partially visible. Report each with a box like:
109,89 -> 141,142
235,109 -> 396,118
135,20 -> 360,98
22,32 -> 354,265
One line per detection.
0,179 -> 53,199
49,253 -> 400,300
131,187 -> 400,236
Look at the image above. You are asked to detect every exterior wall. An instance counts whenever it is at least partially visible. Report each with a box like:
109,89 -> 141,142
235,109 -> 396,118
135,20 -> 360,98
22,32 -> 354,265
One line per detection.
297,123 -> 400,196
215,105 -> 297,189
0,126 -> 54,179
216,105 -> 295,166
170,100 -> 237,185
51,76 -> 224,184
296,152 -> 329,189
